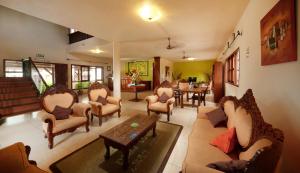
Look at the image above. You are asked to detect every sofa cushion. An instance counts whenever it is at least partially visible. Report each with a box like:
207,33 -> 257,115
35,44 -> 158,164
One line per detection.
210,128 -> 237,154
197,106 -> 218,119
223,100 -> 236,129
185,119 -> 232,167
206,108 -> 227,127
239,138 -> 272,161
96,95 -> 107,105
207,160 -> 248,173
234,106 -> 253,148
52,106 -> 72,120
43,115 -> 87,133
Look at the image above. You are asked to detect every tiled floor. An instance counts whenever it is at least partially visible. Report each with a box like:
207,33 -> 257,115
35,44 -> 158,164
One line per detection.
0,91 -> 215,173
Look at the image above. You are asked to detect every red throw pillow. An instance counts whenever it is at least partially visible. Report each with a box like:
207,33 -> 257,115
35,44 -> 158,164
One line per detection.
210,128 -> 237,154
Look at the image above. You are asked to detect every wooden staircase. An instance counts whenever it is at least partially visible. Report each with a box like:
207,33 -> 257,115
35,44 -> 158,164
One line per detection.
0,77 -> 41,117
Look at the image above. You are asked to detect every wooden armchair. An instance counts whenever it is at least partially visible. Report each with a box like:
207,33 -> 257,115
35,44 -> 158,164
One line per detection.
88,82 -> 121,126
0,142 -> 48,173
38,85 -> 90,149
146,81 -> 175,121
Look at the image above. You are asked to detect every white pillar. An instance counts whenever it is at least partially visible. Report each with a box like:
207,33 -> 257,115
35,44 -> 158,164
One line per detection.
113,41 -> 121,98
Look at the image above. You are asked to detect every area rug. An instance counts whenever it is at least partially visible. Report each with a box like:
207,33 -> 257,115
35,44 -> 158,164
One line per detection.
50,121 -> 183,173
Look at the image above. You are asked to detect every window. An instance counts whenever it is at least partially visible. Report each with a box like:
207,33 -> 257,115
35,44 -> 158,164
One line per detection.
4,60 -> 23,77
35,62 -> 55,86
225,48 -> 240,86
71,64 -> 104,89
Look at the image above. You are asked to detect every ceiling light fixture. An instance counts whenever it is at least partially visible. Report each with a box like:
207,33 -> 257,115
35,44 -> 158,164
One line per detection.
187,57 -> 196,61
90,48 -> 103,54
139,3 -> 161,22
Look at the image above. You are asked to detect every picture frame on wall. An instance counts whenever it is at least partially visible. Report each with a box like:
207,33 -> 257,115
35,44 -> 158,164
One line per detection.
260,0 -> 297,66
107,66 -> 111,71
128,61 -> 148,76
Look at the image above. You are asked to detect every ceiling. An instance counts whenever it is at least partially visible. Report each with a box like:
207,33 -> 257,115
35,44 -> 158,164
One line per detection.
0,0 -> 249,61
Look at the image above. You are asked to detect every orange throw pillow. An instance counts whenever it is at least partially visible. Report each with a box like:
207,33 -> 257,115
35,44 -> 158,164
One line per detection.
210,128 -> 237,154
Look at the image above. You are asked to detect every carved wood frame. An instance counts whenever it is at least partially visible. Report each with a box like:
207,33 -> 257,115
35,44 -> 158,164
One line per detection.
88,82 -> 121,126
147,80 -> 174,121
41,84 -> 90,149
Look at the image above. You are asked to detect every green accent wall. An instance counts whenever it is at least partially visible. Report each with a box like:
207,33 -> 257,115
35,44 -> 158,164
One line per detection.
123,60 -> 153,81
173,60 -> 215,82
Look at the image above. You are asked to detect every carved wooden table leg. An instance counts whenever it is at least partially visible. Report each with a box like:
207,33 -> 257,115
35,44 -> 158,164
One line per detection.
104,142 -> 110,160
181,92 -> 184,108
123,149 -> 129,169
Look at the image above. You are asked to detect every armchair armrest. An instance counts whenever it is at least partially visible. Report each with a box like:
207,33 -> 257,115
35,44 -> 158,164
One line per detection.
89,101 -> 103,114
37,110 -> 56,126
72,103 -> 91,117
166,97 -> 175,105
107,96 -> 121,105
145,95 -> 158,104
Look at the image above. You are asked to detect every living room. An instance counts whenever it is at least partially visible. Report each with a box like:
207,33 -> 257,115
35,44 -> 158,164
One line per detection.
0,0 -> 299,173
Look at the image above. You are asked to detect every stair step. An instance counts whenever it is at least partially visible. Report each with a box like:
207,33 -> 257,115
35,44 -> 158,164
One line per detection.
0,103 -> 41,117
0,86 -> 35,94
0,97 -> 40,108
0,77 -> 31,81
0,91 -> 38,100
0,81 -> 33,87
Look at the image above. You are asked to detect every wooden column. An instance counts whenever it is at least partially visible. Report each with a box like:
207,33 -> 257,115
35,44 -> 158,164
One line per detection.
153,56 -> 160,89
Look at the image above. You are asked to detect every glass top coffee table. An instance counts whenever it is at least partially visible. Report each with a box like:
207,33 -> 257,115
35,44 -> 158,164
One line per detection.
99,114 -> 158,169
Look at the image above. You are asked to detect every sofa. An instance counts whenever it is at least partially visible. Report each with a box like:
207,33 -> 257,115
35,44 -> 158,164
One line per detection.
182,89 -> 284,173
0,142 -> 48,173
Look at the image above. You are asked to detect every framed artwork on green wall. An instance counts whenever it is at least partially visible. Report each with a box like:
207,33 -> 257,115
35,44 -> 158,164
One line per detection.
128,61 -> 148,76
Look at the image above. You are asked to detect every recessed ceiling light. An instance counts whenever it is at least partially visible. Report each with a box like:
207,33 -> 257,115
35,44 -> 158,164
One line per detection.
187,57 -> 196,61
139,4 -> 161,22
90,49 -> 103,54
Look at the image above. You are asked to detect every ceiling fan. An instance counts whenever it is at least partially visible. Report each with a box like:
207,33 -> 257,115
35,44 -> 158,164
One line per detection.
166,37 -> 177,50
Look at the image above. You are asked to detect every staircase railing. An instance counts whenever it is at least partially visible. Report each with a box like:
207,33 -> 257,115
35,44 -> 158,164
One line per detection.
23,57 -> 49,94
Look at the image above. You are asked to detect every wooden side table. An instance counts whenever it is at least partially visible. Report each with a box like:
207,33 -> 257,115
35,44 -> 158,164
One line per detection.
128,84 -> 146,102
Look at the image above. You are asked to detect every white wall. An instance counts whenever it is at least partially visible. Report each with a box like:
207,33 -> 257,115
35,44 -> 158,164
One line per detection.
0,5 -> 112,87
217,0 -> 300,172
160,58 -> 174,82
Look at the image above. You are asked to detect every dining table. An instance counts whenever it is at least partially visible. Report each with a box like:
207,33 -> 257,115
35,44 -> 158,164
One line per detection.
180,87 -> 207,108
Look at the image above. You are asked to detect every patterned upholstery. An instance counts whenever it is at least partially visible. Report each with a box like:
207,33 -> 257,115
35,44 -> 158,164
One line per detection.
38,85 -> 90,149
146,81 -> 175,121
88,82 -> 121,126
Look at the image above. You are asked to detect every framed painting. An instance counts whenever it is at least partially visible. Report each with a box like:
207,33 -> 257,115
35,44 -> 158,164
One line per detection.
128,61 -> 148,76
260,0 -> 297,66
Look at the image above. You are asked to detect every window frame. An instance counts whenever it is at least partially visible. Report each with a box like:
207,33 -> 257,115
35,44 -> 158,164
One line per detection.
71,64 -> 104,89
3,59 -> 24,77
225,48 -> 240,87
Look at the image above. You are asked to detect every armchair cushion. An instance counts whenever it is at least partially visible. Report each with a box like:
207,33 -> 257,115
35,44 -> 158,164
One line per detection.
96,95 -> 107,105
72,103 -> 90,117
43,115 -> 87,133
146,95 -> 158,104
89,88 -> 108,101
102,103 -> 119,115
157,87 -> 173,98
158,92 -> 170,103
107,96 -> 121,105
43,93 -> 74,112
52,106 -> 71,120
149,102 -> 174,112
